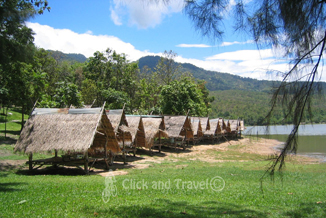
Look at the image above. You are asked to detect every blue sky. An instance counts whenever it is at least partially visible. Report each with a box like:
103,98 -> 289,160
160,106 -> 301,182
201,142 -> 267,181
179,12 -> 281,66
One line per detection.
26,0 -> 298,81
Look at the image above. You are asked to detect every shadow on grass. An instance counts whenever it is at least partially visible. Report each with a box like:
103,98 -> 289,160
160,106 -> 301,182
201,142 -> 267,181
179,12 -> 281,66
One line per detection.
82,199 -> 268,218
283,202 -> 326,218
16,166 -> 87,176
0,130 -> 21,136
0,182 -> 27,192
0,136 -> 17,144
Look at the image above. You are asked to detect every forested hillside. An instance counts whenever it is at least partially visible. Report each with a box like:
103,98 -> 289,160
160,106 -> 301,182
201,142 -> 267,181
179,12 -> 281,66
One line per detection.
48,50 -> 87,64
138,56 -> 278,92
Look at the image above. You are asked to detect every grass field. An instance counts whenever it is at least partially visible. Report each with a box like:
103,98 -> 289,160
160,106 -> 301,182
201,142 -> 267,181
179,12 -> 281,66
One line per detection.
1,159 -> 326,217
1,109 -> 326,217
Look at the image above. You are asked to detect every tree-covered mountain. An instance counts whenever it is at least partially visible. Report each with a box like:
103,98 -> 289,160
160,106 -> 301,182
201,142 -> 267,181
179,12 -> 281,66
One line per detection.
48,50 -> 87,64
138,55 -> 279,92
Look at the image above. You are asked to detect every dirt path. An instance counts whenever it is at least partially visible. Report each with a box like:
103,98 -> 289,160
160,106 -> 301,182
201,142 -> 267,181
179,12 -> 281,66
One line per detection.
0,137 -> 319,176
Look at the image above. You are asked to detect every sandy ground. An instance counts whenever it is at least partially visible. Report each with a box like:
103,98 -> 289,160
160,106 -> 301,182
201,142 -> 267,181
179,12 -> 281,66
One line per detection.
0,137 -> 320,176
96,137 -> 320,177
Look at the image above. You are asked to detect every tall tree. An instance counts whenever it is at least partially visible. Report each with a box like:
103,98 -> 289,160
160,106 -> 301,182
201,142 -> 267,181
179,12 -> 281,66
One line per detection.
0,0 -> 50,125
155,50 -> 181,85
184,0 -> 326,174
160,76 -> 207,116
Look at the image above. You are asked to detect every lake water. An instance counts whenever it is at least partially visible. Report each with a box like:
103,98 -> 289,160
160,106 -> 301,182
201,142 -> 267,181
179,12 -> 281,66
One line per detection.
243,124 -> 326,160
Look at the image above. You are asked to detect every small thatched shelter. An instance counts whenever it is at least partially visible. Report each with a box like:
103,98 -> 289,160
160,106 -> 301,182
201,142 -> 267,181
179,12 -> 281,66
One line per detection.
199,117 -> 210,132
224,119 -> 232,134
219,118 -> 227,135
142,116 -> 168,152
203,119 -> 217,141
14,104 -> 120,173
240,120 -> 245,131
229,119 -> 240,137
190,117 -> 203,143
125,115 -> 146,152
106,109 -> 133,161
203,118 -> 226,142
164,115 -> 194,149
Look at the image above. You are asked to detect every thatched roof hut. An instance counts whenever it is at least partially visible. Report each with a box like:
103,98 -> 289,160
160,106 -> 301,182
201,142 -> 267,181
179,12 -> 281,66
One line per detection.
125,115 -> 146,148
142,117 -> 168,149
14,106 -> 120,155
199,117 -> 210,131
229,120 -> 240,132
106,109 -> 132,148
190,117 -> 203,138
164,115 -> 194,140
219,118 -> 227,134
224,119 -> 232,133
204,118 -> 218,136
239,120 -> 245,131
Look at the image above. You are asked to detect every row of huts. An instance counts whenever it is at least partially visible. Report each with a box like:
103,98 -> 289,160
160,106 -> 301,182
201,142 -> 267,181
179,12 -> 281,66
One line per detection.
14,103 -> 244,173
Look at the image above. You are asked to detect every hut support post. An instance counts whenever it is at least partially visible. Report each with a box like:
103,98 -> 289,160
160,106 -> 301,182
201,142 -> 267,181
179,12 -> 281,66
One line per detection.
28,153 -> 33,171
184,129 -> 187,151
84,151 -> 89,175
104,138 -> 109,170
53,149 -> 58,168
159,131 -> 161,153
123,132 -> 126,165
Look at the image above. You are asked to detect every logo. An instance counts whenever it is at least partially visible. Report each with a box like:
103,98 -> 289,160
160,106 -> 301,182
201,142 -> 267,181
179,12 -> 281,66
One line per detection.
102,170 -> 117,203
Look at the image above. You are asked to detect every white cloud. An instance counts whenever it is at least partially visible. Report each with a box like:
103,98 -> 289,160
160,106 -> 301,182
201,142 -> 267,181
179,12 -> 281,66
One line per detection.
110,0 -> 184,29
110,7 -> 122,26
206,49 -> 275,61
220,40 -> 254,46
27,22 -> 154,61
85,30 -> 93,35
176,44 -> 212,48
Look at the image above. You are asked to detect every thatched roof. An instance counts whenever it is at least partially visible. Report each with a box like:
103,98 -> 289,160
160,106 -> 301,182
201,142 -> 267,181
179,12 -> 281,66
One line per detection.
204,119 -> 218,136
204,118 -> 226,136
14,106 -> 121,154
142,117 -> 168,148
125,115 -> 146,147
199,117 -> 210,131
239,120 -> 245,131
190,117 -> 203,137
224,119 -> 232,133
106,109 -> 128,132
218,118 -> 227,134
164,116 -> 194,139
106,109 -> 132,147
229,120 -> 240,132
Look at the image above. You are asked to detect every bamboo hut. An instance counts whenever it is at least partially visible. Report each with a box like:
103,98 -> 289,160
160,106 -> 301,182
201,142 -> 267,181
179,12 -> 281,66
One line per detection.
163,115 -> 194,150
125,115 -> 146,154
203,118 -> 219,142
218,118 -> 227,136
106,109 -> 133,162
14,103 -> 120,174
229,119 -> 240,138
239,120 -> 245,137
142,116 -> 168,153
190,117 -> 203,144
199,117 -> 210,132
224,119 -> 232,135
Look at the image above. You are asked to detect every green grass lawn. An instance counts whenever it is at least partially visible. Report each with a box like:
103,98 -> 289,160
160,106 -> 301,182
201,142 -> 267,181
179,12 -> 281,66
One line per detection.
1,159 -> 326,218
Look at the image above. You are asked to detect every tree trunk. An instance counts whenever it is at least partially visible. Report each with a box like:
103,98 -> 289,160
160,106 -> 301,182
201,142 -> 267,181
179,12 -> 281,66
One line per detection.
21,105 -> 25,132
